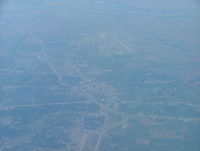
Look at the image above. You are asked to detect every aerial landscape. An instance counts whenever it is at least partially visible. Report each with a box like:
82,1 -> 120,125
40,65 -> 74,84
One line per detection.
0,0 -> 200,151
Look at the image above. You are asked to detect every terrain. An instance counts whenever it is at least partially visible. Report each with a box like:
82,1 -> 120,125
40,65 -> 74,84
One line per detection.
0,0 -> 200,151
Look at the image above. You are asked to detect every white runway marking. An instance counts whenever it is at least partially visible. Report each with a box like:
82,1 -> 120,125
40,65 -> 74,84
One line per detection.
111,35 -> 132,53
80,134 -> 87,151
